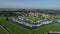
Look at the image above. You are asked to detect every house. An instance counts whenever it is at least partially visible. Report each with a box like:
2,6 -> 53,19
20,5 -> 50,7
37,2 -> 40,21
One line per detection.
42,14 -> 51,19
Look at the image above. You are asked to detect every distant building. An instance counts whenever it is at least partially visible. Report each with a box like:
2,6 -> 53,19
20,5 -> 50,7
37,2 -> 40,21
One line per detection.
42,14 -> 51,19
28,12 -> 42,17
29,12 -> 35,17
14,11 -> 51,19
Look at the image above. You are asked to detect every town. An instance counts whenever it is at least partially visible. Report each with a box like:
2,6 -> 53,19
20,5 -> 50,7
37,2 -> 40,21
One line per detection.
0,8 -> 60,34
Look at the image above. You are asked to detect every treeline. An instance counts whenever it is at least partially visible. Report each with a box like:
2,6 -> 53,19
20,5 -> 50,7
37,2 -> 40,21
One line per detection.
0,11 -> 16,16
0,10 -> 59,17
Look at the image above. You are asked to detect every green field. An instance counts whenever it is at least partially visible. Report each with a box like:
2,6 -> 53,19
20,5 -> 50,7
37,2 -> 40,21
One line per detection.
0,17 -> 60,34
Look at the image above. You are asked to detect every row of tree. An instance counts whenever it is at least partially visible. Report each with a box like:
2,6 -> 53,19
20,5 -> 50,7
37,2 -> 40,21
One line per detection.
0,10 -> 58,17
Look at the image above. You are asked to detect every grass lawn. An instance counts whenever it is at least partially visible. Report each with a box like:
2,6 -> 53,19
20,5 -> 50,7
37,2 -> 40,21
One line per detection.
0,17 -> 60,34
52,16 -> 60,19
26,16 -> 43,22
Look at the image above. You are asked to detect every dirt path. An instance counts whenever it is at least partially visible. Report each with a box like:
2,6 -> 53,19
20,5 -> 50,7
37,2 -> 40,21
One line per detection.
0,25 -> 11,34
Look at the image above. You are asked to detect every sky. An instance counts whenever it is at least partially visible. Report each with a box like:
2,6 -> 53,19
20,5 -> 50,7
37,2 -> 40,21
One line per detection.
0,0 -> 60,9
